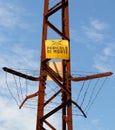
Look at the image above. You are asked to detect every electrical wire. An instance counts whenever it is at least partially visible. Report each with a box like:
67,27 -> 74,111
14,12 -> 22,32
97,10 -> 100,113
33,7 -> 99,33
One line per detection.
84,78 -> 100,112
80,80 -> 92,107
19,77 -> 24,100
13,74 -> 21,102
86,77 -> 108,114
77,80 -> 85,102
5,72 -> 19,106
3,68 -> 111,118
25,78 -> 28,96
46,82 -> 61,98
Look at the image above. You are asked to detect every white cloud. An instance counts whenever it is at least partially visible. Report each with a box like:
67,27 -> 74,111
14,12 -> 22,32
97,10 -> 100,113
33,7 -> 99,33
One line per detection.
93,43 -> 115,72
91,20 -> 107,31
85,28 -> 104,41
76,19 -> 115,73
79,19 -> 109,42
0,34 -> 9,43
0,1 -> 37,49
70,21 -> 104,44
103,47 -> 112,56
103,44 -> 115,57
91,119 -> 100,125
82,22 -> 106,42
0,96 -> 36,130
0,1 -> 34,30
0,44 -> 39,69
0,3 -> 20,28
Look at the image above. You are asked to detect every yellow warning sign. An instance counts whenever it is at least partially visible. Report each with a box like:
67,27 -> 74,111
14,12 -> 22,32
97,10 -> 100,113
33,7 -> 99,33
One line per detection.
45,40 -> 70,60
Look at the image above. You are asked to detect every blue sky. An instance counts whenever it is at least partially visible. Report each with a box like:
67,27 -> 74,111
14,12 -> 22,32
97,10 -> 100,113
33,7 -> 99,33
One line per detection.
0,0 -> 115,130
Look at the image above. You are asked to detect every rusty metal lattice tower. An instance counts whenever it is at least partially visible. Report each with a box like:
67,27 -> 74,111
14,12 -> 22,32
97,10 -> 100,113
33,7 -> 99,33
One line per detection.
35,0 -> 112,129
37,0 -> 72,129
3,0 -> 113,130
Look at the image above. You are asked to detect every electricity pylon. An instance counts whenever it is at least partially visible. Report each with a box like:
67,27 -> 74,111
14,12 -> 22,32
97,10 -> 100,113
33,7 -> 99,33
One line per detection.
3,0 -> 113,130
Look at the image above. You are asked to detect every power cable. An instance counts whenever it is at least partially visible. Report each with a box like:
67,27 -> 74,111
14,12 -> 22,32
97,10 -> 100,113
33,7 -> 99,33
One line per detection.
13,74 -> 21,103
84,78 -> 99,112
77,80 -> 85,102
80,80 -> 92,107
5,72 -> 19,106
86,77 -> 108,114
19,77 -> 24,100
